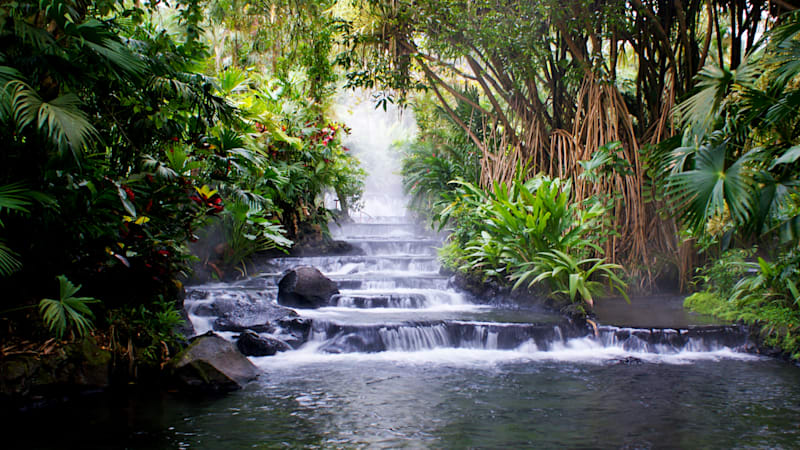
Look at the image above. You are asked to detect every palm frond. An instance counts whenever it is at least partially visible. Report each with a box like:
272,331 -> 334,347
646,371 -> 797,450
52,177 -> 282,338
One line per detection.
0,66 -> 24,85
0,240 -> 22,276
0,182 -> 34,218
39,275 -> 99,339
7,81 -> 97,154
667,142 -> 755,231
676,65 -> 732,133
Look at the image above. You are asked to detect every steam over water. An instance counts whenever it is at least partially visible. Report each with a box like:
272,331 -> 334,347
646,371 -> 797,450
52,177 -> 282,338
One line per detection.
333,90 -> 414,218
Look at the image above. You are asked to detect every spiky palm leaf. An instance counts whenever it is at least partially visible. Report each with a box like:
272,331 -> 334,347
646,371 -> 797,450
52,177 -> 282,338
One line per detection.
0,182 -> 34,221
78,19 -> 147,79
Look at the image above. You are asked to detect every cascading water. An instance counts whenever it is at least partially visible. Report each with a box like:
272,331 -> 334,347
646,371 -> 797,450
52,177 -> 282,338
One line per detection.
183,93 -> 758,367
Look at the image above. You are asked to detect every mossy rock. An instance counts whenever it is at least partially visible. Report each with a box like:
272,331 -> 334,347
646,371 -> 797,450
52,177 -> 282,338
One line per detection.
167,332 -> 259,392
0,337 -> 112,400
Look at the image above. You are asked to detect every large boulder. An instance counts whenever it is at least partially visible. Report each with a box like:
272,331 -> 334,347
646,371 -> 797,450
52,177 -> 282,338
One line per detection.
167,332 -> 259,392
277,266 -> 339,308
236,330 -> 292,356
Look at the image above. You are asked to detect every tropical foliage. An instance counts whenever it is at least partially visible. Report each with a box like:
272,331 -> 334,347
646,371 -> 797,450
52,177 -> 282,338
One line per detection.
433,171 -> 626,313
0,0 -> 364,371
674,11 -> 800,358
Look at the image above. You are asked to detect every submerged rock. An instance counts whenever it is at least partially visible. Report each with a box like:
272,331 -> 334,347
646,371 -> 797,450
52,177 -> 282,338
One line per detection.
613,356 -> 645,365
167,332 -> 259,392
277,266 -> 339,308
236,330 -> 292,356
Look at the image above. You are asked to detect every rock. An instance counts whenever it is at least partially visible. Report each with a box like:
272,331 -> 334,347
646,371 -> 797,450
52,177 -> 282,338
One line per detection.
613,356 -> 645,365
289,238 -> 365,257
175,305 -> 195,339
0,337 -> 111,400
276,317 -> 313,348
167,333 -> 259,392
213,300 -> 299,333
277,266 -> 339,308
187,290 -> 210,300
192,303 -> 218,317
236,330 -> 292,356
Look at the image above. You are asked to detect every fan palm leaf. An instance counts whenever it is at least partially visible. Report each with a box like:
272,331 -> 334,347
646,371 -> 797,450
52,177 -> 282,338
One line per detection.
667,142 -> 755,232
38,275 -> 99,339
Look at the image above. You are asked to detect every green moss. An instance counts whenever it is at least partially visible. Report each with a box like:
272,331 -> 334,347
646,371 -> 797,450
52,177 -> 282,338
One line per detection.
684,291 -> 727,316
685,291 -> 800,359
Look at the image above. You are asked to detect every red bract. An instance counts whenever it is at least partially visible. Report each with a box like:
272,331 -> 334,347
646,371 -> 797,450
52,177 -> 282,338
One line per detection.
157,250 -> 170,257
123,186 -> 135,201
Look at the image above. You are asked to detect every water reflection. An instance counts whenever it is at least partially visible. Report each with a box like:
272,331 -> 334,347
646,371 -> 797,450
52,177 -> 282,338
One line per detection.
6,358 -> 800,448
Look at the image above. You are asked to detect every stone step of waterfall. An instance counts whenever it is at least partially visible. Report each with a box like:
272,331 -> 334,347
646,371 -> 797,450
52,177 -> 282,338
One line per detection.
330,274 -> 450,290
330,292 -> 431,309
348,239 -> 440,256
298,306 -> 562,326
348,216 -> 415,224
331,222 -> 422,237
330,288 -> 466,309
263,255 -> 440,274
309,320 -> 753,354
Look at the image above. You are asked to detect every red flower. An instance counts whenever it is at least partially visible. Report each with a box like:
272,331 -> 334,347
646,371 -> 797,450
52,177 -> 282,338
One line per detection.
157,250 -> 171,257
171,137 -> 179,142
123,186 -> 135,201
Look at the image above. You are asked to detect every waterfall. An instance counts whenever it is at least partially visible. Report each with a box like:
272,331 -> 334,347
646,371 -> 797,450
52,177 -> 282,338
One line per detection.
185,90 -> 758,368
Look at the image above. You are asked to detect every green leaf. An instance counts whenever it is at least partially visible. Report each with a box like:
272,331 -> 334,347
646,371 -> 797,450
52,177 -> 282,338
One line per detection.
770,145 -> 800,169
39,275 -> 100,339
